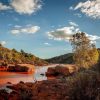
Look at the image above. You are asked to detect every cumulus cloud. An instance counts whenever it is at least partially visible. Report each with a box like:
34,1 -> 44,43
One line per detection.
10,0 -> 42,14
74,0 -> 100,19
0,41 -> 6,46
47,25 -> 80,41
0,3 -> 11,10
11,25 -> 40,35
47,22 -> 100,42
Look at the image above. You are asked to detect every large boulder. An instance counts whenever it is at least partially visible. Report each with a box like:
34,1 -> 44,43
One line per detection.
7,64 -> 34,73
46,65 -> 70,77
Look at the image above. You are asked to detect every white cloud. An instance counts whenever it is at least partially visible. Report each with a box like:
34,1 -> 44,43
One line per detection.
11,25 -> 40,35
11,0 -> 42,14
74,0 -> 100,19
47,25 -> 80,41
69,22 -> 78,27
0,41 -> 6,46
86,34 -> 100,41
44,42 -> 51,46
0,3 -> 11,10
47,23 -> 100,43
11,29 -> 20,35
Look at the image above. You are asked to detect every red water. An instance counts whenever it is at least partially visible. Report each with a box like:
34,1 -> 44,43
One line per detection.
0,72 -> 34,87
0,65 -> 57,87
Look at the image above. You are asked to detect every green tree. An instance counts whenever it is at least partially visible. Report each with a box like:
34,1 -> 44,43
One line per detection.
70,32 -> 99,69
12,48 -> 17,53
20,49 -> 25,54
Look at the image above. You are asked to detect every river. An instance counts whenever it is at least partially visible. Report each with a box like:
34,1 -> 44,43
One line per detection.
0,65 -> 57,88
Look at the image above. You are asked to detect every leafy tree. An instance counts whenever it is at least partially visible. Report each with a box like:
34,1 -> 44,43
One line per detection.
0,45 -> 48,65
70,32 -> 99,69
20,49 -> 25,54
12,48 -> 17,53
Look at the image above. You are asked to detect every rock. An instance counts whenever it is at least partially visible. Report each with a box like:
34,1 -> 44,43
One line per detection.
19,81 -> 24,84
7,82 -> 12,84
46,67 -> 55,76
40,73 -> 45,76
46,65 -> 70,77
7,64 -> 34,73
6,79 -> 70,100
8,90 -> 20,100
0,89 -> 9,100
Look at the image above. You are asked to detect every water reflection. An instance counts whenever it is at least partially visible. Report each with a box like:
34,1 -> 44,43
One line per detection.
33,66 -> 48,81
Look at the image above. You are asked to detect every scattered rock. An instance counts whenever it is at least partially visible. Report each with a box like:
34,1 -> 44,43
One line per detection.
7,82 -> 12,84
46,65 -> 70,77
0,89 -> 9,100
6,79 -> 70,100
19,81 -> 24,84
40,73 -> 45,76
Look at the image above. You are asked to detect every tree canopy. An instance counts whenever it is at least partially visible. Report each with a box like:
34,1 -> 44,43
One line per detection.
0,46 -> 48,66
70,32 -> 99,69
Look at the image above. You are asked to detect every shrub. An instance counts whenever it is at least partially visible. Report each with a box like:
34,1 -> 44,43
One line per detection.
67,70 -> 100,100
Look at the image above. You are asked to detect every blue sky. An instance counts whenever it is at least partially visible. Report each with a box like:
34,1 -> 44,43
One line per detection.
0,0 -> 100,58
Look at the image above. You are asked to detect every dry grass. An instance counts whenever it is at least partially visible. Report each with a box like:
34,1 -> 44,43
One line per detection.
66,70 -> 100,100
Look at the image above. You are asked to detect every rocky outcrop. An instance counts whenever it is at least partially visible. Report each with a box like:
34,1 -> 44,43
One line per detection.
46,65 -> 70,77
6,79 -> 70,100
7,64 -> 34,73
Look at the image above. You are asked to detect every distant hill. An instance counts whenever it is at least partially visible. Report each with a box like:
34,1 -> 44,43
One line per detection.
0,44 -> 48,66
46,48 -> 100,64
46,53 -> 74,64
